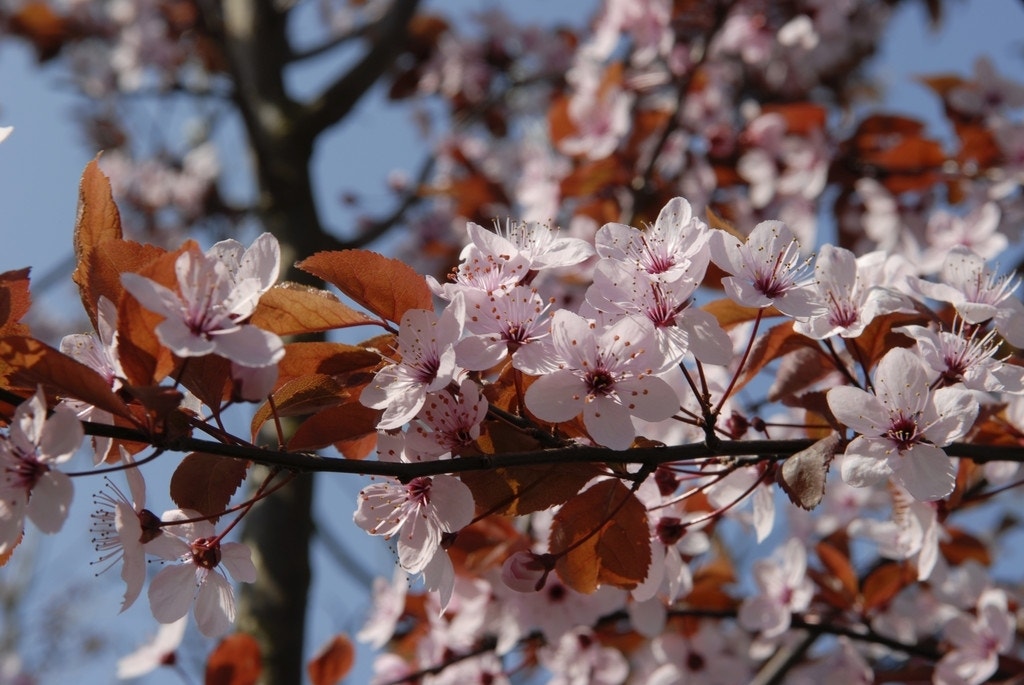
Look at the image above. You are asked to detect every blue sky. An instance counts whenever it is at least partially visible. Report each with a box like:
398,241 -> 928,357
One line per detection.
0,0 -> 1022,682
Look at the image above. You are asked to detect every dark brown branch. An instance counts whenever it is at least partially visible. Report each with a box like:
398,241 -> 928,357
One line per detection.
73,419 -> 1024,478
298,0 -> 422,140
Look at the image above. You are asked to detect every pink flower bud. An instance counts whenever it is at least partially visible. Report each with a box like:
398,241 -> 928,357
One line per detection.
501,551 -> 553,593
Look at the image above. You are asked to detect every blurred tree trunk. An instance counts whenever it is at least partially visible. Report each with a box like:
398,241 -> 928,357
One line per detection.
196,0 -> 419,681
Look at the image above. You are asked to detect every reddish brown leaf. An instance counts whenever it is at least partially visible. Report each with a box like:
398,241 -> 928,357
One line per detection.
250,374 -> 348,440
861,562 -> 911,613
7,0 -> 70,61
777,433 -> 839,511
701,298 -> 782,329
307,634 -> 354,685
814,541 -> 858,608
287,401 -> 382,452
762,102 -> 827,135
0,268 -> 32,337
0,335 -> 133,420
916,73 -> 968,100
73,158 -> 124,328
550,479 -> 651,594
768,346 -> 833,402
298,250 -> 433,325
276,342 -> 381,388
250,282 -> 377,336
116,243 -> 191,386
940,527 -> 992,566
462,462 -> 603,517
179,355 -> 233,411
734,321 -> 818,394
205,633 -> 262,685
83,239 -> 166,330
170,453 -> 249,521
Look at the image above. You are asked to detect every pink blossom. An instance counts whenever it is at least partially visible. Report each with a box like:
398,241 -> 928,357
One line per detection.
585,260 -> 732,365
354,475 -> 474,573
642,624 -> 751,684
708,220 -> 816,317
0,126 -> 11,144
523,310 -> 679,450
912,247 -> 1024,347
357,568 -> 408,648
738,538 -> 814,638
116,617 -> 187,680
405,380 -> 488,460
360,298 -> 466,430
120,233 -> 283,368
827,348 -> 979,501
456,285 -> 557,374
794,245 -> 913,339
0,388 -> 82,553
594,197 -> 711,284
921,203 -> 1007,274
147,509 -> 257,637
934,589 -> 1015,685
60,296 -> 123,463
540,628 -> 628,685
89,450 -> 167,612
897,321 -> 1024,394
466,219 -> 593,272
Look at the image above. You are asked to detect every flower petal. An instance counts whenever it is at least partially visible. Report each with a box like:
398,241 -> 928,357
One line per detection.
891,443 -> 956,501
195,572 -> 235,637
149,564 -> 198,624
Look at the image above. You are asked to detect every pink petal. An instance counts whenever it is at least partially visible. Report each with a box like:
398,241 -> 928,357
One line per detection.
213,324 -> 284,367
525,371 -> 587,423
195,572 -> 235,637
583,396 -> 636,450
149,564 -> 197,624
891,443 -> 956,501
38,404 -> 83,464
219,542 -> 257,583
26,470 -> 73,534
840,437 -> 894,488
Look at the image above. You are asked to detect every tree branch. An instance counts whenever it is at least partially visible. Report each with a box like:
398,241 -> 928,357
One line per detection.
298,0 -> 422,140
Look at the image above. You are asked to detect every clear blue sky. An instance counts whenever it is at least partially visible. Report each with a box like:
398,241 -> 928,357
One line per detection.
0,0 -> 1022,682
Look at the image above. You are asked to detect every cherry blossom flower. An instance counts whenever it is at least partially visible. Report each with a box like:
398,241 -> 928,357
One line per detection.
456,284 -> 557,374
897,321 -> 1024,394
594,197 -> 711,284
540,628 -> 629,685
0,388 -> 83,553
934,588 -> 1015,685
848,486 -> 940,581
116,617 -> 187,680
523,310 -> 679,450
354,473 -> 474,573
912,247 -> 1024,347
921,203 -> 1007,274
405,380 -> 488,459
89,450 -> 167,612
641,624 -> 751,685
357,567 -> 408,648
708,220 -> 815,318
120,233 -> 283,368
466,219 -> 593,272
60,296 -> 123,463
0,126 -> 11,144
738,538 -> 814,638
827,348 -> 979,501
585,260 -> 732,365
353,446 -> 475,609
147,509 -> 257,637
428,244 -> 530,302
360,297 -> 466,430
794,245 -> 913,339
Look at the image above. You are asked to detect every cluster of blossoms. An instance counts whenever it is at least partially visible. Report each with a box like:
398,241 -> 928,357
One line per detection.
2,184 -> 1023,681
349,196 -> 1024,683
